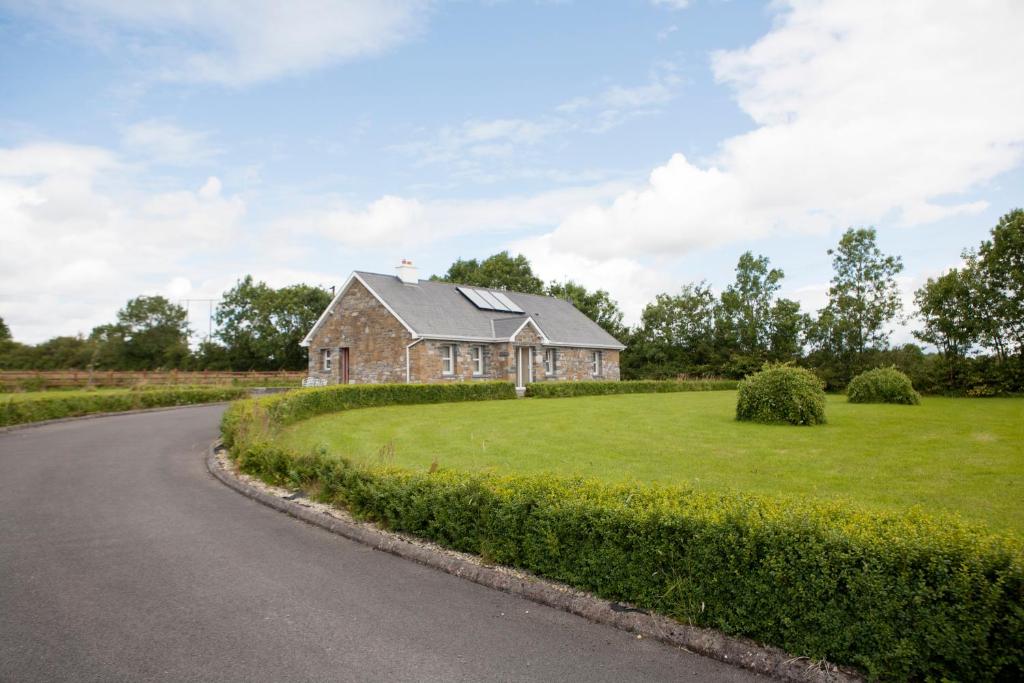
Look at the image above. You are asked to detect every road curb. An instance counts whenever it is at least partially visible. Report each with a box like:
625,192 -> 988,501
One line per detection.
0,402 -> 233,434
207,442 -> 861,683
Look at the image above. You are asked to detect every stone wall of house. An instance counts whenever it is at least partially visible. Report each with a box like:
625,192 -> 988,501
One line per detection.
306,280 -> 412,384
409,341 -> 508,383
551,347 -> 620,381
304,284 -> 622,385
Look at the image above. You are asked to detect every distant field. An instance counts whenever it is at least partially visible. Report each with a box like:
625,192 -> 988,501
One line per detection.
276,392 -> 1024,534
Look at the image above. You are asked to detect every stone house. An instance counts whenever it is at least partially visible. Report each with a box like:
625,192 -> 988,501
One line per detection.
301,261 -> 625,388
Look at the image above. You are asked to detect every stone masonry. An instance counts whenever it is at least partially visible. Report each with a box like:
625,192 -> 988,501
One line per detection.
307,281 -> 620,385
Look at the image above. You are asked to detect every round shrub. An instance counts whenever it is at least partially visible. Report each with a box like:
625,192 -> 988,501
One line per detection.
736,365 -> 827,425
847,366 -> 921,405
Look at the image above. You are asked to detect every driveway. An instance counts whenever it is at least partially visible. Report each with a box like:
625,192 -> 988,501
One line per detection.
0,405 -> 760,681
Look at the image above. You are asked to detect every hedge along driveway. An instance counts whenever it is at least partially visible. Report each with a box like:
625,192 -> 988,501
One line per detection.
222,382 -> 1023,682
0,386 -> 249,427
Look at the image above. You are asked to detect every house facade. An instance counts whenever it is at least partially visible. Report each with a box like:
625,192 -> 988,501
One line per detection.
301,261 -> 624,388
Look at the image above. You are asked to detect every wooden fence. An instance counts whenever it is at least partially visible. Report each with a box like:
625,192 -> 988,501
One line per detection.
0,370 -> 305,391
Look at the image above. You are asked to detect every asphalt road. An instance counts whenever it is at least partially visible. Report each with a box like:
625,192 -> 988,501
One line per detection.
0,406 -> 761,682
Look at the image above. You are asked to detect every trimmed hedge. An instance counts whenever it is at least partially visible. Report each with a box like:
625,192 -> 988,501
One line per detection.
0,386 -> 248,427
848,367 -> 921,405
525,379 -> 738,398
220,381 -> 516,448
220,383 -> 1023,681
736,365 -> 827,425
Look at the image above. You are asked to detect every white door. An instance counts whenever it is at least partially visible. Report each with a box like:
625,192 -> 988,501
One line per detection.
516,346 -> 533,388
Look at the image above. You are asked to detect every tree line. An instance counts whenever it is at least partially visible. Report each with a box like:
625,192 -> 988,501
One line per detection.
1,209 -> 1020,393
0,276 -> 332,372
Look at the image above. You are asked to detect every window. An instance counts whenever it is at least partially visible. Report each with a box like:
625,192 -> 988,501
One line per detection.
471,345 -> 484,376
322,348 -> 332,371
441,344 -> 455,375
591,351 -> 602,377
544,348 -> 556,376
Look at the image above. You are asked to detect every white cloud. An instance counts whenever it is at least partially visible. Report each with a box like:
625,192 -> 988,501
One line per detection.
14,0 -> 430,86
394,62 -> 684,180
652,0 -> 691,9
121,120 -> 221,165
0,142 -> 245,342
537,0 -> 1024,262
273,181 -> 632,249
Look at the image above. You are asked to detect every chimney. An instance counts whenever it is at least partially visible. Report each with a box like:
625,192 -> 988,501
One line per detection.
396,258 -> 419,285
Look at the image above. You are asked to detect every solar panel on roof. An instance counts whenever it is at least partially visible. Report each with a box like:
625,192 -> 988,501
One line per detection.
476,289 -> 511,311
491,291 -> 524,313
457,286 -> 491,309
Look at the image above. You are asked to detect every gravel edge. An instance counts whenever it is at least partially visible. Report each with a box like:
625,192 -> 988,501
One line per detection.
207,441 -> 862,683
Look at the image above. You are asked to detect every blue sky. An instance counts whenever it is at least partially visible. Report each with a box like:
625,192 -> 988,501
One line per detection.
2,0 -> 1022,344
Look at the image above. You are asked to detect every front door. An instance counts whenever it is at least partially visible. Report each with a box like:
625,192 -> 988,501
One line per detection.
339,347 -> 350,384
516,346 -> 533,388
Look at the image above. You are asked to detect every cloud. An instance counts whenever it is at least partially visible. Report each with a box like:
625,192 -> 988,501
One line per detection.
394,61 -> 684,180
121,120 -> 221,165
536,0 -> 1024,261
273,181 -> 633,249
652,0 -> 691,9
0,142 -> 245,342
14,0 -> 430,86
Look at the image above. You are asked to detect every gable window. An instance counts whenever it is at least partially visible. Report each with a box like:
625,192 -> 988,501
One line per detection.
441,344 -> 455,375
471,345 -> 484,376
322,348 -> 332,371
544,348 -> 556,376
591,351 -> 602,377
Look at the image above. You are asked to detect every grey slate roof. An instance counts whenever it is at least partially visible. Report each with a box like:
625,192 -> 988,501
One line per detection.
354,271 -> 625,349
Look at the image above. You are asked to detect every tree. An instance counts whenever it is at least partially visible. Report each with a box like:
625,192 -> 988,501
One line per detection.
914,268 -> 978,360
0,316 -> 10,341
114,296 -> 191,369
432,251 -> 545,294
718,252 -> 785,357
824,228 -> 904,355
214,276 -> 332,370
624,283 -> 717,378
546,280 -> 626,340
975,208 -> 1024,357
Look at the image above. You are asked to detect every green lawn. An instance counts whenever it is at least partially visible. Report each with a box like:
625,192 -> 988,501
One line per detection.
276,392 -> 1024,534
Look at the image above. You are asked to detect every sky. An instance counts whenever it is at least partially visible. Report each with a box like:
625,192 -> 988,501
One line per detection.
1,0 -> 1023,345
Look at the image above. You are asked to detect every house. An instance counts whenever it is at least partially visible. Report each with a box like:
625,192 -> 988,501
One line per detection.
301,260 -> 625,388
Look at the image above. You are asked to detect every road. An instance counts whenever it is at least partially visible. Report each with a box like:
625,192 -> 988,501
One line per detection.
0,405 -> 760,682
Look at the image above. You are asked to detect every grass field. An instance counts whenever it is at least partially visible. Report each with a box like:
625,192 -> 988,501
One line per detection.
276,392 -> 1024,534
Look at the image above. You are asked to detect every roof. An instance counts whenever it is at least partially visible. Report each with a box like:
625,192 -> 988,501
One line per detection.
301,271 -> 625,349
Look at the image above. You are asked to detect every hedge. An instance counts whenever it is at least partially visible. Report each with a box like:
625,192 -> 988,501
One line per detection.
220,381 -> 516,448
736,365 -> 828,425
219,383 -> 1023,681
524,379 -> 738,398
0,386 -> 248,427
847,367 -> 921,405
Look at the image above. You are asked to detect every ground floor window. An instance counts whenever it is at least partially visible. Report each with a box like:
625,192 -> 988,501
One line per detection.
441,344 -> 455,375
591,350 -> 602,377
471,345 -> 484,375
322,348 -> 332,371
544,348 -> 556,375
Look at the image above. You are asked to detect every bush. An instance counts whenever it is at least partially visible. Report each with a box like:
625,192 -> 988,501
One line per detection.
847,367 -> 921,405
0,386 -> 248,427
220,381 -> 1024,680
228,439 -> 1023,682
735,365 -> 827,425
524,379 -> 737,398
